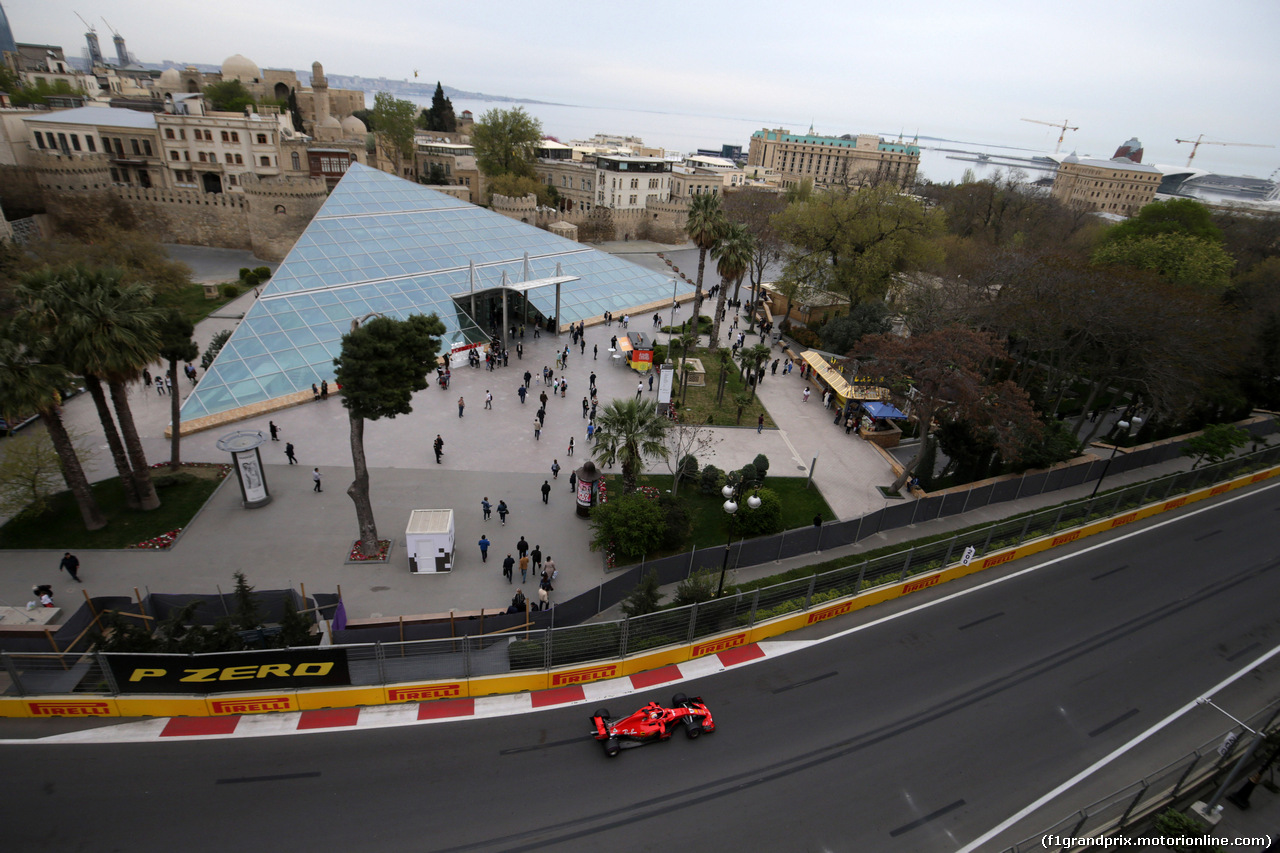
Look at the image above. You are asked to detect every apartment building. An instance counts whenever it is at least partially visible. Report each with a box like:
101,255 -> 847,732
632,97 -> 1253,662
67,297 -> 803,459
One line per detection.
747,127 -> 919,189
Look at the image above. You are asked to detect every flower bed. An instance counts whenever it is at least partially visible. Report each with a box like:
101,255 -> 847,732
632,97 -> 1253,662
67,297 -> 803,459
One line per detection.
126,529 -> 182,549
348,539 -> 392,562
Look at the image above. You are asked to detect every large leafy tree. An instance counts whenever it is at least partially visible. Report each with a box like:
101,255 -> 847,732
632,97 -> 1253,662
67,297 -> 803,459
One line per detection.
708,222 -> 754,352
775,184 -> 943,308
418,82 -> 457,132
853,325 -> 1041,492
370,92 -> 418,177
0,330 -> 106,530
722,188 -> 786,317
155,310 -> 200,470
471,107 -> 542,179
684,193 -> 728,333
1100,198 -> 1224,245
332,313 -> 444,557
17,266 -> 162,510
818,301 -> 892,354
591,398 -> 670,495
203,80 -> 257,113
487,172 -> 556,207
1091,232 -> 1235,290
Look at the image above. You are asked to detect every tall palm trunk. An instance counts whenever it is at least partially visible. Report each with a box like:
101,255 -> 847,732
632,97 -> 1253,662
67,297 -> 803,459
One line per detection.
167,360 -> 184,470
691,247 -> 708,340
708,278 -> 730,354
85,375 -> 141,509
345,411 -> 380,556
108,379 -> 159,510
42,406 -> 106,530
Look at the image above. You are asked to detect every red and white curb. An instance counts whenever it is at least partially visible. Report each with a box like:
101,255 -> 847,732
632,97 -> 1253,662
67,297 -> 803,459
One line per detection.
7,641 -> 798,744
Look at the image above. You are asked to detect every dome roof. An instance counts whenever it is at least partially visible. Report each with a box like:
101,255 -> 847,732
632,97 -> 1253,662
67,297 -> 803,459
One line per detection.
321,115 -> 342,129
341,114 -> 367,135
158,68 -> 181,86
221,53 -> 261,81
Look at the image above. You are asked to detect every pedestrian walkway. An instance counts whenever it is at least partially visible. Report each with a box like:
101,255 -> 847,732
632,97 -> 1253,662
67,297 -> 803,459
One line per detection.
0,243 -> 1205,627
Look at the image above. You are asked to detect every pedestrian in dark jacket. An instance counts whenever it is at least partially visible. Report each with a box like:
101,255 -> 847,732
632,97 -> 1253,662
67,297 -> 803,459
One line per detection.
497,500 -> 509,525
502,554 -> 515,583
59,552 -> 81,582
541,480 -> 551,503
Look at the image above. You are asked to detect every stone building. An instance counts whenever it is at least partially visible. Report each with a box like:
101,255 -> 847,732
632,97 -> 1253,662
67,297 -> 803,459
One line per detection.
595,154 -> 670,211
26,105 -> 166,188
415,138 -> 484,202
1050,144 -> 1162,217
747,127 -> 919,189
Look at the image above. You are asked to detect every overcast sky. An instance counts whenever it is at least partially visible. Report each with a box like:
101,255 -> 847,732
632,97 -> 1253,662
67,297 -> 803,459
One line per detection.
10,0 -> 1280,176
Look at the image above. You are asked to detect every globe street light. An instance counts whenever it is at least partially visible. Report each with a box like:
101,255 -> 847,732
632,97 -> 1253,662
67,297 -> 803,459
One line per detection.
1089,416 -> 1142,499
718,483 -> 762,597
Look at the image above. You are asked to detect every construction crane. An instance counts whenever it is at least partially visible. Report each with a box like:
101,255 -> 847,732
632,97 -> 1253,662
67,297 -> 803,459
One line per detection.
74,12 -> 104,67
1176,134 -> 1275,168
1021,118 -> 1078,155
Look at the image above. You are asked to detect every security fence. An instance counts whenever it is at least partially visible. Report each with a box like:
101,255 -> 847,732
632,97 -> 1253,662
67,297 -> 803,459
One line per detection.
4,444 -> 1278,698
1000,701 -> 1280,852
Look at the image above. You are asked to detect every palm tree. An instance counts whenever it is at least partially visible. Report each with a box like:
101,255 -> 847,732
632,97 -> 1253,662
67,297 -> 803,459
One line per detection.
0,331 -> 106,530
738,343 -> 772,402
591,397 -> 670,495
155,309 -> 199,470
684,193 -> 727,339
708,222 -> 754,353
18,266 -> 163,510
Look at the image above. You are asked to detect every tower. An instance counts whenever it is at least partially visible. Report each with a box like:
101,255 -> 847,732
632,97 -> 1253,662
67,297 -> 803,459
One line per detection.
0,1 -> 17,58
112,33 -> 128,66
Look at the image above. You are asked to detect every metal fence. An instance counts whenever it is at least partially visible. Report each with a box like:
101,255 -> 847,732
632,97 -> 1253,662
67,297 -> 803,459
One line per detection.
1000,702 -> 1280,852
5,445 -> 1278,698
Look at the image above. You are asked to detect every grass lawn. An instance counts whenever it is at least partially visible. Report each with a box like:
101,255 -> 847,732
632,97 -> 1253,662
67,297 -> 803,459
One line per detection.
650,345 -> 776,428
0,466 -> 227,550
606,473 -> 835,560
155,283 -> 238,325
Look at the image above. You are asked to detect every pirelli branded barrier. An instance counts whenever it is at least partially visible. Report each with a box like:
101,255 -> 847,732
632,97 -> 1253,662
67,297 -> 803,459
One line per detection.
2,465 -> 1275,720
105,648 -> 350,694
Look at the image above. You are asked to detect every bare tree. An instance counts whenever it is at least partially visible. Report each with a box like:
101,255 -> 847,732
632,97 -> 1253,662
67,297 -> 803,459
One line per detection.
662,420 -> 722,497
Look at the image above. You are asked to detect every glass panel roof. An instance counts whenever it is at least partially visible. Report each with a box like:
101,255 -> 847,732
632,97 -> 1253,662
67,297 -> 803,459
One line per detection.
183,163 -> 689,420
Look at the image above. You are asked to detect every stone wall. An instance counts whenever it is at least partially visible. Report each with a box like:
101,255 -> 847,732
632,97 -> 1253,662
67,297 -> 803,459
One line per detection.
7,157 -> 327,261
490,193 -> 689,244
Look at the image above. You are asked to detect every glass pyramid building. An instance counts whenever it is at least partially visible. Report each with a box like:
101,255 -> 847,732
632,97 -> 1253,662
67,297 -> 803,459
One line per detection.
181,163 -> 688,422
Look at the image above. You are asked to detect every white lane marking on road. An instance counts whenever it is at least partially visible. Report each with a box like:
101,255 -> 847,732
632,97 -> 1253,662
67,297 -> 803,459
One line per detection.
955,640 -> 1280,853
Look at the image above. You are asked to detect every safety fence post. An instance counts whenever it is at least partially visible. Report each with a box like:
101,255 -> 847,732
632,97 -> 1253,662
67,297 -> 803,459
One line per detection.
748,589 -> 760,627
1116,781 -> 1148,829
803,574 -> 817,609
544,627 -> 553,670
686,603 -> 699,644
619,617 -> 629,660
856,560 -> 868,592
2,652 -> 25,696
1171,753 -> 1202,796
98,652 -> 120,695
942,535 -> 957,569
900,547 -> 915,581
375,642 -> 386,685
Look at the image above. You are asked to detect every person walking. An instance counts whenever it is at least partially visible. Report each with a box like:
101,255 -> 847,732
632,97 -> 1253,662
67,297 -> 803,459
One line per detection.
482,496 -> 492,521
516,536 -> 528,560
593,344 -> 598,360
155,375 -> 165,395
803,386 -> 811,403
539,390 -> 548,409
551,459 -> 561,479
478,535 -> 490,563
541,479 -> 551,503
285,442 -> 298,464
589,372 -> 597,392
534,416 -> 542,441
531,545 -> 543,573
434,434 -> 444,464
580,338 -> 586,355
757,413 -> 765,434
518,384 -> 527,404
59,552 -> 81,582
269,421 -> 280,441
567,436 -> 575,456
497,500 -> 509,525
648,372 -> 654,391
457,396 -> 465,417
544,555 -> 557,583
538,584 -> 549,611
636,381 -> 643,400
568,469 -> 577,493
771,358 -> 780,376
586,422 -> 595,443
143,368 -> 152,388
519,553 -> 530,584
560,378 -> 567,398
502,554 -> 515,583
484,390 -> 493,410
312,468 -> 323,492
582,397 -> 589,419
516,342 -> 523,360
523,370 -> 532,388
845,414 -> 855,435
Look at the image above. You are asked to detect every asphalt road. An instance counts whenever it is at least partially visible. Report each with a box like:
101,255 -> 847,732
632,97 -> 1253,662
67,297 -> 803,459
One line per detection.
4,483 -> 1279,853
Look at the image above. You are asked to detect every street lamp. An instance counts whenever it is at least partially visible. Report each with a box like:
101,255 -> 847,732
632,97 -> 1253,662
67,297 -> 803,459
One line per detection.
717,483 -> 762,597
1089,417 -> 1142,500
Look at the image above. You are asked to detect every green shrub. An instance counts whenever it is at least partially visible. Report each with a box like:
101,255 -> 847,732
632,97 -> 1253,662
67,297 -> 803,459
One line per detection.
621,570 -> 662,617
753,454 -> 770,480
1152,809 -> 1223,852
220,283 -> 240,299
672,569 -> 718,606
243,271 -> 260,287
152,472 -> 198,489
677,454 -> 698,479
201,329 -> 233,370
238,267 -> 251,281
789,327 -> 822,348
728,487 -> 782,537
657,496 -> 691,551
253,266 -> 272,281
589,492 -> 665,557
739,463 -> 759,490
699,465 -> 724,495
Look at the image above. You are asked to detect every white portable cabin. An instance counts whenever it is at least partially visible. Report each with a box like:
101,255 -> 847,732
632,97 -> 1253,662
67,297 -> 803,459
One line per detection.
405,509 -> 455,573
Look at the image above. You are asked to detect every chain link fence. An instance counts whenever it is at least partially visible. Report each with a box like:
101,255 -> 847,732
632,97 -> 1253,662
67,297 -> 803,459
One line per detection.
3,447 -> 1278,698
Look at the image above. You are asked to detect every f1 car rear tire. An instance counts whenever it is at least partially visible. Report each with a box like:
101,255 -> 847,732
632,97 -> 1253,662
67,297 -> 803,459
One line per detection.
685,723 -> 702,739
593,708 -> 610,721
604,737 -> 621,757
672,693 -> 688,706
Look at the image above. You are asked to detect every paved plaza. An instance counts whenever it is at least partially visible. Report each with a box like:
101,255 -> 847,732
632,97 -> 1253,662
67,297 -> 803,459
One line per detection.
0,241 -> 899,623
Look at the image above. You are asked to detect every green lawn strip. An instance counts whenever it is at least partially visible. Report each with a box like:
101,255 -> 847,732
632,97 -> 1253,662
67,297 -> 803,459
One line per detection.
154,283 -> 237,325
0,471 -> 225,550
650,345 -> 775,428
605,473 -> 835,561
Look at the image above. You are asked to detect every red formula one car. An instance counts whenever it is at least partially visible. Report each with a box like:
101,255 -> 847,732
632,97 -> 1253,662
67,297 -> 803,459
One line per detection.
589,693 -> 715,757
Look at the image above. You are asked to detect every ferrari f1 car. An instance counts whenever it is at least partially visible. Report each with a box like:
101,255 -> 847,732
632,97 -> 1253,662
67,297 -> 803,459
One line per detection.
589,693 -> 715,757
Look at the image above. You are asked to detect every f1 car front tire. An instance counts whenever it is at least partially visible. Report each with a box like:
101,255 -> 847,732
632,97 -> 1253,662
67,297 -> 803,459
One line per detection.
672,693 -> 688,706
685,723 -> 702,739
